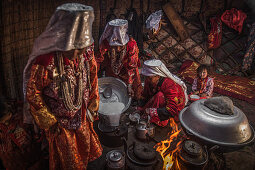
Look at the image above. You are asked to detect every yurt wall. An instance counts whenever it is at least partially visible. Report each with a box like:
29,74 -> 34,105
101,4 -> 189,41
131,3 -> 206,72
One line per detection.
1,0 -> 253,100
0,0 -> 161,100
0,0 -> 100,100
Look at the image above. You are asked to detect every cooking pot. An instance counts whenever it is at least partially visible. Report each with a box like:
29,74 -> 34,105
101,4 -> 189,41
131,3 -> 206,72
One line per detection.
106,150 -> 125,170
98,77 -> 131,127
136,121 -> 155,140
98,123 -> 128,148
179,98 -> 255,147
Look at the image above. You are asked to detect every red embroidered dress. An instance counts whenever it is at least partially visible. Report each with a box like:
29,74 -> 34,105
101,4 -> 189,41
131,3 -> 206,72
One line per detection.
97,38 -> 143,99
142,77 -> 186,126
26,45 -> 102,169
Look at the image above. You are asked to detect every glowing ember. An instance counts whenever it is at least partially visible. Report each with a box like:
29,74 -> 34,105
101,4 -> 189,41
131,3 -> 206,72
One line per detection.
154,118 -> 183,170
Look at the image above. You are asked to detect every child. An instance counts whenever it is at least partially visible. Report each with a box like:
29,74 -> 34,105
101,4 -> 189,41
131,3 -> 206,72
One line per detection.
191,65 -> 214,98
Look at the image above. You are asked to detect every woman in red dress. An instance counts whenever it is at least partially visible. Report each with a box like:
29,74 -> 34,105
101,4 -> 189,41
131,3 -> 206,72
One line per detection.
139,59 -> 188,126
23,3 -> 102,169
96,19 -> 142,100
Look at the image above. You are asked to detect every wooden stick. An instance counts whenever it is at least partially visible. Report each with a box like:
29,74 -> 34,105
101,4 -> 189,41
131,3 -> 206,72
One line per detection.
163,2 -> 189,41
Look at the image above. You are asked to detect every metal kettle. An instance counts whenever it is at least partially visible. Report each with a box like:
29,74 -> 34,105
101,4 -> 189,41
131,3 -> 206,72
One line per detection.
135,118 -> 155,140
106,150 -> 125,170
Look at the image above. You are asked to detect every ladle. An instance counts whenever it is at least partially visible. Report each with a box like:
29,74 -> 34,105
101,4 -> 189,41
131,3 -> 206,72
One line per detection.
103,86 -> 112,99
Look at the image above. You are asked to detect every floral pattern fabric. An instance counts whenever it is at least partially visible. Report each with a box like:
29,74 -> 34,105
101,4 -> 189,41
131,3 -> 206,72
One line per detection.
26,46 -> 102,169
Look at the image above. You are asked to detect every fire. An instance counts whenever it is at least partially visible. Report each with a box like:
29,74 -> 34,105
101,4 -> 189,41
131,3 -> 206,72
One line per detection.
154,118 -> 183,170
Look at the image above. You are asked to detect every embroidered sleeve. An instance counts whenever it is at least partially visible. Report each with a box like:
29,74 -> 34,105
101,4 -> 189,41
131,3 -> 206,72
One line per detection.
26,64 -> 57,130
87,53 -> 100,119
163,83 -> 180,121
127,41 -> 139,85
192,78 -> 198,92
96,40 -> 109,70
205,78 -> 214,96
147,80 -> 181,121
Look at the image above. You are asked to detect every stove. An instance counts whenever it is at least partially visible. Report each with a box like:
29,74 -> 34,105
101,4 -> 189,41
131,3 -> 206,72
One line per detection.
176,140 -> 208,169
97,121 -> 128,148
124,141 -> 162,170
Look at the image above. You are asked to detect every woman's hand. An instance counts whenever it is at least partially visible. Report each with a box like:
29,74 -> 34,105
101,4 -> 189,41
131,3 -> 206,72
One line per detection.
193,91 -> 199,95
200,93 -> 207,97
128,85 -> 134,97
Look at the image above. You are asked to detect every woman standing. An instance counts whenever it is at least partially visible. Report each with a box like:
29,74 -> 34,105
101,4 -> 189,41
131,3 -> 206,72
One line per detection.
23,3 -> 102,169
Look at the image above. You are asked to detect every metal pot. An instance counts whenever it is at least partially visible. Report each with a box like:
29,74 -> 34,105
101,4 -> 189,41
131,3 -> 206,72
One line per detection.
106,150 -> 125,170
98,77 -> 131,114
179,99 -> 255,147
97,123 -> 128,148
135,121 -> 155,140
176,140 -> 208,170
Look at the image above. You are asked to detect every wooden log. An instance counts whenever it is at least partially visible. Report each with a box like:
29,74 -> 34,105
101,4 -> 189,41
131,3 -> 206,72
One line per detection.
163,2 -> 189,41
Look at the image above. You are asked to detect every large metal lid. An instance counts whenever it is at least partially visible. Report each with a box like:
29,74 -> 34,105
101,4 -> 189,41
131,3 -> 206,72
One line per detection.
179,99 -> 255,147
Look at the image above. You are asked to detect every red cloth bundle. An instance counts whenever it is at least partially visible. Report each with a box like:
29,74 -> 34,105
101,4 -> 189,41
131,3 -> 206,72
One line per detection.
221,8 -> 247,33
208,17 -> 222,49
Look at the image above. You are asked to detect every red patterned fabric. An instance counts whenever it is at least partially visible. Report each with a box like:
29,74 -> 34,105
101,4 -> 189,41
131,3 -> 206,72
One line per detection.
26,46 -> 102,169
142,78 -> 186,126
221,8 -> 247,33
143,92 -> 169,127
179,60 -> 255,105
208,17 -> 222,49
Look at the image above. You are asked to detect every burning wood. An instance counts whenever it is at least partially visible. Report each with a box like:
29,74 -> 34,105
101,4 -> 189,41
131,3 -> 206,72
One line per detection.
154,118 -> 184,170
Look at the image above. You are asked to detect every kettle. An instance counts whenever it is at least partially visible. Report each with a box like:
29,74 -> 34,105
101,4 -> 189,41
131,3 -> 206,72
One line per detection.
106,150 -> 125,170
135,118 -> 155,140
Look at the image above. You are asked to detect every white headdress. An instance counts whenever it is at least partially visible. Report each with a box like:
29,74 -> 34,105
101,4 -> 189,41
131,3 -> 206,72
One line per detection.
99,19 -> 129,46
145,10 -> 163,31
141,59 -> 188,105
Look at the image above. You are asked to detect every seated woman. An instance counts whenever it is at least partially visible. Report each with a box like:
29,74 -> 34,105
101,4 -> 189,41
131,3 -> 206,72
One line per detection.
191,64 -> 214,98
96,19 -> 142,100
138,59 -> 188,127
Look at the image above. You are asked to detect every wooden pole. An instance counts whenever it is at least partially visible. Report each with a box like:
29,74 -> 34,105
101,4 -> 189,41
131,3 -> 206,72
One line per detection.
163,2 -> 189,41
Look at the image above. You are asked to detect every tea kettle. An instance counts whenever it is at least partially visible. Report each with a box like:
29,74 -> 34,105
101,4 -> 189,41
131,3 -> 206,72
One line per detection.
106,150 -> 125,170
135,116 -> 155,140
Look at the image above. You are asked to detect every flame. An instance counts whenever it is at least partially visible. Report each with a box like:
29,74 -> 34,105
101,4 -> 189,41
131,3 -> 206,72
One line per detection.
154,118 -> 183,170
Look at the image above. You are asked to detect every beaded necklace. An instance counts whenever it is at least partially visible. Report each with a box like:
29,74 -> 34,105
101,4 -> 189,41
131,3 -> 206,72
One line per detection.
56,52 -> 85,111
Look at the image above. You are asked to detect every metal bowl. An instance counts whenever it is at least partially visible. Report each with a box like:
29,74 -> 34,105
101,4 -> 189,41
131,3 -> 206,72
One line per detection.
98,77 -> 131,114
179,99 -> 255,147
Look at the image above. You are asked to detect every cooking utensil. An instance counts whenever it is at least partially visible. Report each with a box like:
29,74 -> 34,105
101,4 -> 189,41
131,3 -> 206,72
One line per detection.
179,99 -> 255,147
106,150 -> 125,170
98,77 -> 131,114
103,86 -> 113,99
98,123 -> 128,148
177,140 -> 208,169
135,121 -> 155,140
129,112 -> 140,124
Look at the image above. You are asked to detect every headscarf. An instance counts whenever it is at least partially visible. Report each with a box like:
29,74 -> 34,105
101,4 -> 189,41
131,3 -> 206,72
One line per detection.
145,10 -> 163,31
99,19 -> 129,46
23,3 -> 94,124
141,59 -> 188,105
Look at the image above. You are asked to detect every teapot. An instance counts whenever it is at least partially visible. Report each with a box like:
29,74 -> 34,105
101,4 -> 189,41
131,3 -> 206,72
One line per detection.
106,150 -> 125,170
